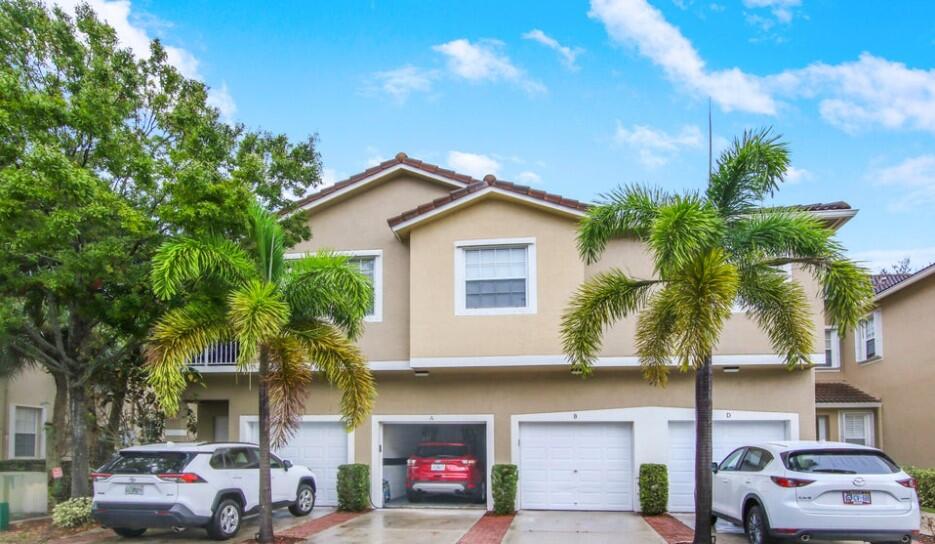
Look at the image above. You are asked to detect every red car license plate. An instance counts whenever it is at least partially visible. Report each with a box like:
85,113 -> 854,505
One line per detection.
843,490 -> 871,505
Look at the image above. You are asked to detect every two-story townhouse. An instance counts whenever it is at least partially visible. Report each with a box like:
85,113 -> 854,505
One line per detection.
174,153 -> 856,512
816,263 -> 935,467
0,367 -> 55,462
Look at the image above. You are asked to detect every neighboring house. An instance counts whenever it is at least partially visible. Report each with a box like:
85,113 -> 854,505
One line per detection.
0,366 -> 55,461
816,263 -> 935,467
174,153 -> 856,512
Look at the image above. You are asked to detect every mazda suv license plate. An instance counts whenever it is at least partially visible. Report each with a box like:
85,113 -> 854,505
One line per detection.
124,484 -> 144,496
843,490 -> 871,505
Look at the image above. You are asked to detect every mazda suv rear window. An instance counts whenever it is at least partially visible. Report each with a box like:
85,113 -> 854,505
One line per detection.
103,452 -> 194,474
415,445 -> 467,458
784,449 -> 899,474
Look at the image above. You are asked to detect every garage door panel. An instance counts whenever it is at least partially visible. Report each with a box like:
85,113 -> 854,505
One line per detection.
519,422 -> 633,511
667,420 -> 787,512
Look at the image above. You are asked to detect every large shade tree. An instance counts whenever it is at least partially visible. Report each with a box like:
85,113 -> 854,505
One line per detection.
146,205 -> 376,542
0,0 -> 320,496
561,129 -> 872,543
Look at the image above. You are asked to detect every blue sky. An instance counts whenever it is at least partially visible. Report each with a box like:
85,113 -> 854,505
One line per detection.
70,0 -> 935,271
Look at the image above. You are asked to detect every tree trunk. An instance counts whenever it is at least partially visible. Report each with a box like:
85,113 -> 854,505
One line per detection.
692,355 -> 714,544
46,372 -> 69,503
257,346 -> 274,543
69,379 -> 91,497
96,385 -> 127,467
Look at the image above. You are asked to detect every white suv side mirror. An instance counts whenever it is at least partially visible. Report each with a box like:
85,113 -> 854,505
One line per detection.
283,459 -> 293,471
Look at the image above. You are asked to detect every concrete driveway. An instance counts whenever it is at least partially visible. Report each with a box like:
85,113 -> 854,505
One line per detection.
305,509 -> 483,543
504,511 -> 666,544
673,513 -> 861,544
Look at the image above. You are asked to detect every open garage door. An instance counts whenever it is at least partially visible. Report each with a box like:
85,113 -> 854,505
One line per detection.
245,420 -> 348,506
519,422 -> 634,511
667,420 -> 787,512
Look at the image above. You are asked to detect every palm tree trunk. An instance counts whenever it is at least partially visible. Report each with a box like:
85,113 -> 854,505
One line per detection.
692,355 -> 714,544
257,346 -> 275,543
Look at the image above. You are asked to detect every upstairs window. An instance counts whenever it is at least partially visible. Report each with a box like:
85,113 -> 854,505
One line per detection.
285,250 -> 383,323
855,310 -> 882,362
820,327 -> 840,369
455,239 -> 537,316
12,406 -> 42,458
348,255 -> 377,317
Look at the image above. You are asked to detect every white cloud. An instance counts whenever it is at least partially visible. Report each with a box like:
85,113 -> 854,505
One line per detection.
54,0 -> 236,118
613,122 -> 702,168
768,54 -> 935,134
743,0 -> 800,24
515,171 -> 542,184
522,29 -> 583,70
870,154 -> 935,209
784,165 -> 812,184
589,0 -> 777,114
372,65 -> 437,103
447,151 -> 501,179
433,39 -> 546,94
850,247 -> 935,273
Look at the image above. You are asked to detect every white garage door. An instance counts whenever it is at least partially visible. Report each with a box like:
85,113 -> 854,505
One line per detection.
519,422 -> 633,511
246,420 -> 348,506
668,420 -> 787,512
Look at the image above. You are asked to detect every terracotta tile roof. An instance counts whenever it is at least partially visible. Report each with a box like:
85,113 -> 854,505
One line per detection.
289,152 -> 478,210
795,201 -> 852,211
871,262 -> 935,295
815,382 -> 879,404
387,175 -> 590,228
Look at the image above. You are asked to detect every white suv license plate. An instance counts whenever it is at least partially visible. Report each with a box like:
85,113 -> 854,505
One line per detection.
843,490 -> 871,505
124,485 -> 144,496
431,464 -> 445,471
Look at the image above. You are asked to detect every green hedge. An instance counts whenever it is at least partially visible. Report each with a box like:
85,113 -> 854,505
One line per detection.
491,464 -> 518,515
336,464 -> 370,512
906,467 -> 935,510
639,464 -> 668,515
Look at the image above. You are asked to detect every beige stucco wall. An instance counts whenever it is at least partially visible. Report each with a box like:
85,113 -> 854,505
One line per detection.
290,174 -> 453,362
821,277 -> 935,466
190,366 -> 816,464
0,366 -> 57,460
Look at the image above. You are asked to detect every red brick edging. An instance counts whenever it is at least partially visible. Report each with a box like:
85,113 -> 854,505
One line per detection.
643,513 -> 694,544
457,512 -> 515,544
240,511 -> 362,542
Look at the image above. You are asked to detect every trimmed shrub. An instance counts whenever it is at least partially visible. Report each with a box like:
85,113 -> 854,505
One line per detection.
491,464 -> 518,515
337,464 -> 370,512
906,467 -> 935,510
639,463 -> 668,515
51,497 -> 93,528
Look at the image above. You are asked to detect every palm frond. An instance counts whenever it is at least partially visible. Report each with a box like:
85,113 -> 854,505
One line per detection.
145,301 -> 230,415
635,287 -> 681,386
266,336 -> 315,449
727,211 -> 841,262
249,204 -> 286,283
151,237 -> 255,300
290,320 -> 375,429
284,252 -> 372,339
737,264 -> 814,368
228,280 -> 290,368
820,260 -> 875,333
577,185 -> 670,264
649,196 -> 724,277
561,270 -> 661,376
706,128 -> 790,218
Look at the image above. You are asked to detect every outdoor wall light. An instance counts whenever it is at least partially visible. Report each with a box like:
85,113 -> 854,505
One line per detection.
722,366 -> 741,373
413,369 -> 430,377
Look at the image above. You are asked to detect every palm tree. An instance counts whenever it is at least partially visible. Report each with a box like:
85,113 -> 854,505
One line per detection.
145,204 -> 376,543
561,129 -> 872,544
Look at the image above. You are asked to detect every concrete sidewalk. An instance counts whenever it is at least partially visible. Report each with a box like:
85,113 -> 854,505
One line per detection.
503,511 -> 666,544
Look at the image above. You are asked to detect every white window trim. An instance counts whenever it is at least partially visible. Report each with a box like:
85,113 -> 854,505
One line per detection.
8,404 -> 46,459
732,263 -> 792,313
818,327 -> 841,370
453,237 -> 537,316
838,411 -> 875,447
855,309 -> 883,363
285,250 -> 383,323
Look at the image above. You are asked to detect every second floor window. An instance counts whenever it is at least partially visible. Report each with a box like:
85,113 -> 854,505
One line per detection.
855,310 -> 882,362
455,238 -> 537,316
348,256 -> 376,316
821,327 -> 840,369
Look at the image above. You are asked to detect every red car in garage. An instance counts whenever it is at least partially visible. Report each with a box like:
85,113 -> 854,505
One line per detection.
406,442 -> 485,503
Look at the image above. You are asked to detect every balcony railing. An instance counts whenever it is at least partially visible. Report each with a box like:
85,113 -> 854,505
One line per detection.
189,341 -> 239,367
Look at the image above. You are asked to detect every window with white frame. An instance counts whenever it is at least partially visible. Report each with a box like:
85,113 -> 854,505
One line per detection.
841,412 -> 874,446
732,263 -> 792,313
455,239 -> 536,315
12,406 -> 41,458
816,415 -> 829,441
820,327 -> 840,369
855,310 -> 882,362
348,255 -> 379,320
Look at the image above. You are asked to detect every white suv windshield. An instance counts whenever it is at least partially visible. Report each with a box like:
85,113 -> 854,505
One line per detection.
785,450 -> 899,474
105,452 -> 193,474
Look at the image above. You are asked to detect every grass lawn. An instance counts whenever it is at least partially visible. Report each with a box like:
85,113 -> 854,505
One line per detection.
924,506 -> 935,514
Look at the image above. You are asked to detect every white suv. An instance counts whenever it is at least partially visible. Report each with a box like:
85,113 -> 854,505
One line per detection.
91,442 -> 318,540
712,441 -> 920,544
